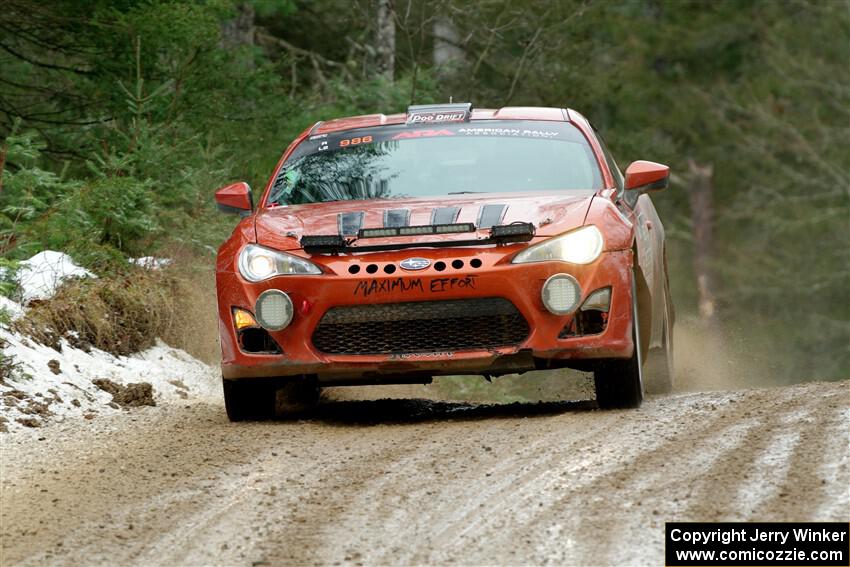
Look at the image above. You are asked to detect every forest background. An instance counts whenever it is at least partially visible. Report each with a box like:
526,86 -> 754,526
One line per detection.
1,0 -> 847,386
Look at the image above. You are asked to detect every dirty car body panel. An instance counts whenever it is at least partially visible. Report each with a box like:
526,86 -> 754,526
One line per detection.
215,104 -> 672,406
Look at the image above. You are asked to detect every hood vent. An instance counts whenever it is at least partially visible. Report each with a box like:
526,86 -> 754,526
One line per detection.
478,204 -> 507,229
384,208 -> 410,228
334,204 -> 508,236
337,211 -> 364,236
431,206 -> 460,225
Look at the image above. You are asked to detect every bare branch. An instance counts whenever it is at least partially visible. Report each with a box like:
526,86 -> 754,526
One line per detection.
0,41 -> 93,75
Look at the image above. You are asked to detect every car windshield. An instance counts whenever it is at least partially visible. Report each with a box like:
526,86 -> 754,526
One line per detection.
267,120 -> 603,206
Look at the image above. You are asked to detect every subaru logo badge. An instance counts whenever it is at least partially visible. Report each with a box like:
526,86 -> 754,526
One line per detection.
400,257 -> 430,271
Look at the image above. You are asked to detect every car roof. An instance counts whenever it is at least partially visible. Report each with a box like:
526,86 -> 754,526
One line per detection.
310,106 -> 574,136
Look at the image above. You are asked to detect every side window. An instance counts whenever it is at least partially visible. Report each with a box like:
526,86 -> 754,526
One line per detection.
594,129 -> 624,192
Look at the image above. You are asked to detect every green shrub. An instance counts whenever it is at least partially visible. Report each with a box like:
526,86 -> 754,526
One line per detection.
0,337 -> 22,383
0,258 -> 19,298
14,269 -> 184,356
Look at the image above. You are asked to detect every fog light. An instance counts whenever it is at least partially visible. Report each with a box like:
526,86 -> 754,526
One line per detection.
541,274 -> 581,314
255,290 -> 294,331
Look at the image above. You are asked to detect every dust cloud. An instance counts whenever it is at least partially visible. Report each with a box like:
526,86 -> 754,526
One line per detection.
673,316 -> 779,391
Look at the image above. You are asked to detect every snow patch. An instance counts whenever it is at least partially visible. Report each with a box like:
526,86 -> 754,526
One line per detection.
0,327 -> 220,433
17,250 -> 95,303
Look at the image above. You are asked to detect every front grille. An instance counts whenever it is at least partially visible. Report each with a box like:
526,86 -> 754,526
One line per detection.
312,298 -> 529,355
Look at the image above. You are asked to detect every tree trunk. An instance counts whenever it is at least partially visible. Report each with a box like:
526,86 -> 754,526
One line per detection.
375,0 -> 395,81
687,159 -> 717,323
0,141 -> 6,194
221,3 -> 255,62
433,15 -> 465,75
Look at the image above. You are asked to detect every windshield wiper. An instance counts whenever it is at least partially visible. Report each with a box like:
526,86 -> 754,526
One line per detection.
447,191 -> 484,194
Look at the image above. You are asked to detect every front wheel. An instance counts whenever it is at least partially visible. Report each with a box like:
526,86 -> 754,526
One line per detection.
275,380 -> 320,416
223,378 -> 276,421
223,378 -> 319,421
594,273 -> 644,409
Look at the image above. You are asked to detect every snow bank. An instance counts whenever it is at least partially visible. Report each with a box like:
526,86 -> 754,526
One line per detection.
0,326 -> 220,433
16,250 -> 95,303
1,251 -> 220,433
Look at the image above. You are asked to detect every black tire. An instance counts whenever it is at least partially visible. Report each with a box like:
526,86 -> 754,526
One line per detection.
274,380 -> 320,417
594,273 -> 644,409
223,378 -> 276,422
223,378 -> 320,421
645,285 -> 675,394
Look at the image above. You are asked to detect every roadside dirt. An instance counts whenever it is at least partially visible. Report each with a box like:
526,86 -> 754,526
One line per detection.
1,380 -> 848,566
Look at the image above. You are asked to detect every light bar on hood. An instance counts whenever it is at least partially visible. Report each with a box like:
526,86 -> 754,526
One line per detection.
490,222 -> 535,243
358,223 -> 475,239
301,234 -> 347,253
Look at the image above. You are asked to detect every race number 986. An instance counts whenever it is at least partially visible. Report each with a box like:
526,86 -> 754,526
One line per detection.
339,135 -> 372,147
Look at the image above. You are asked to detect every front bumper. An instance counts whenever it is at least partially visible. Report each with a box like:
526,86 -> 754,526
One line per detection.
216,247 -> 635,382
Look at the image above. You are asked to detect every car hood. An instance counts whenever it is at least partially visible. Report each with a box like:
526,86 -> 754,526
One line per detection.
254,191 -> 595,251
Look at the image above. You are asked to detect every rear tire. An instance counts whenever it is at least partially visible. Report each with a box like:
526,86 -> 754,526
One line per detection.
645,285 -> 675,394
223,379 -> 276,422
594,273 -> 644,409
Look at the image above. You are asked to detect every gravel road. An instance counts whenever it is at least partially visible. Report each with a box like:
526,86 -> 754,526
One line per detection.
2,379 -> 848,566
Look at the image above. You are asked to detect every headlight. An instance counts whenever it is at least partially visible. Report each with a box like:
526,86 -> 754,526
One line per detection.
238,244 -> 321,282
512,225 -> 604,265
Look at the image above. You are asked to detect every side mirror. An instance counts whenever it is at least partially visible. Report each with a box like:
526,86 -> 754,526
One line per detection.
215,182 -> 253,216
624,160 -> 670,193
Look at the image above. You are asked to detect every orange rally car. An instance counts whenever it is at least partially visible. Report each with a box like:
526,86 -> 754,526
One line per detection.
214,103 -> 674,421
